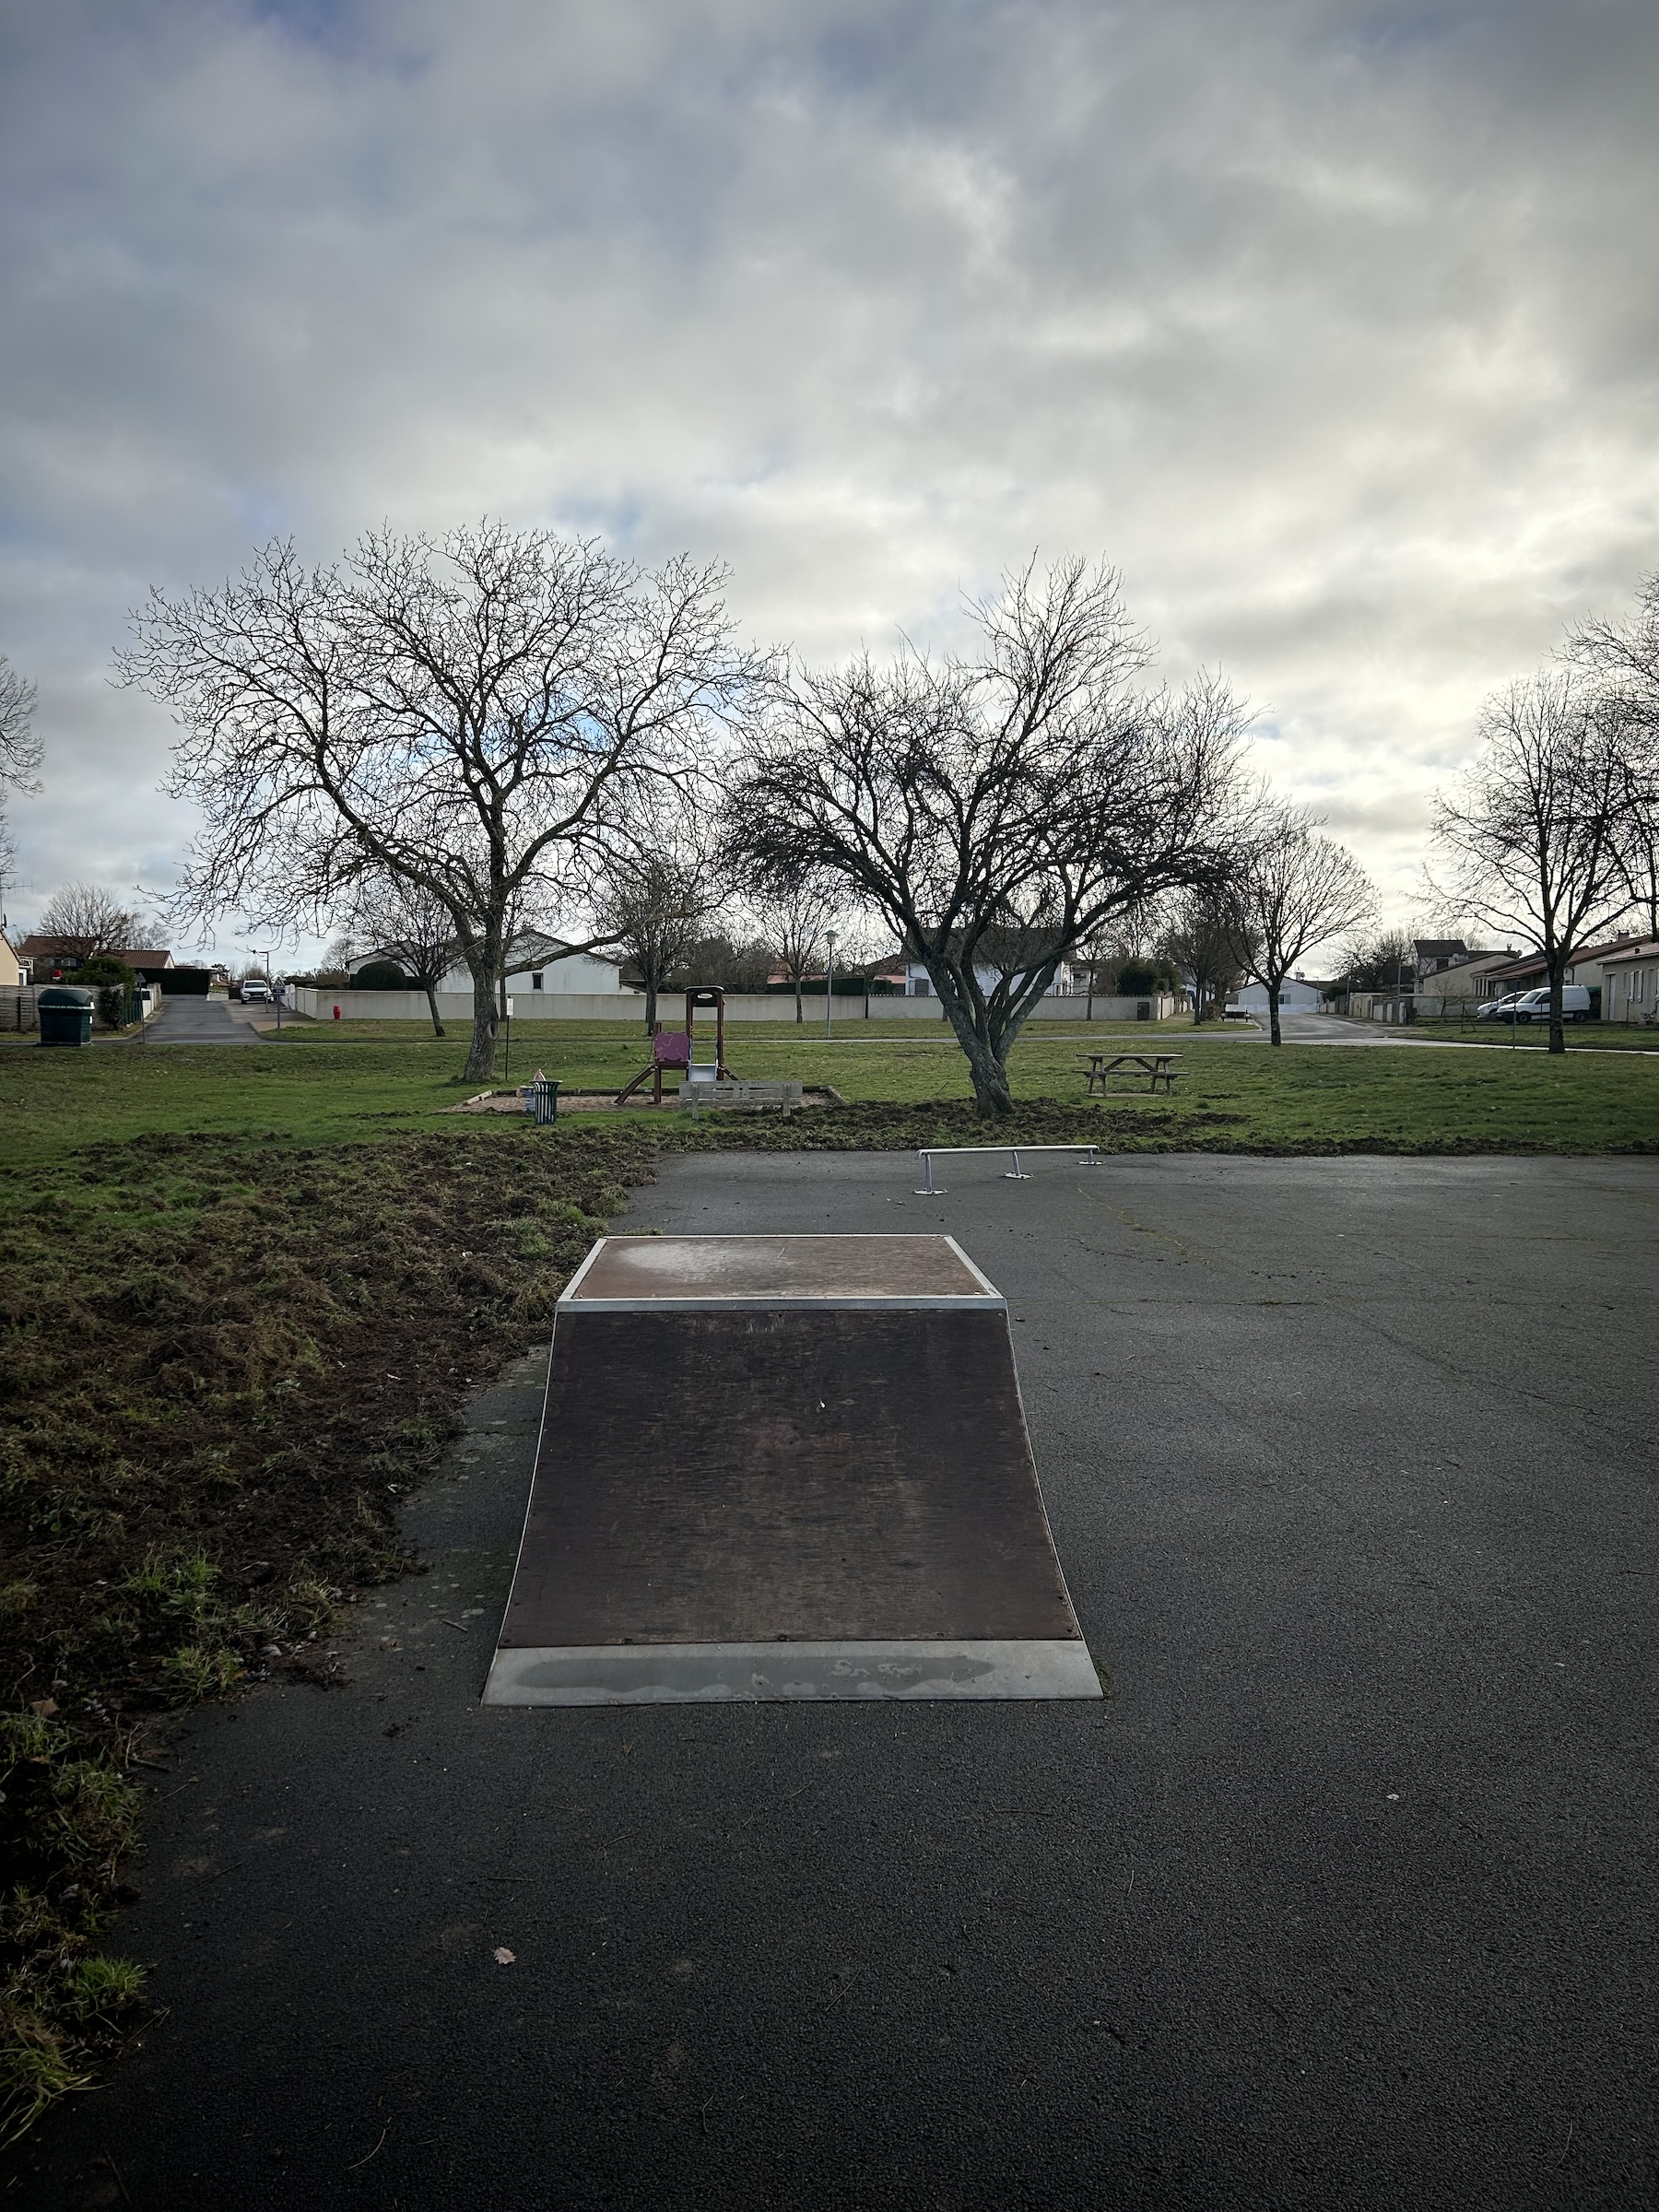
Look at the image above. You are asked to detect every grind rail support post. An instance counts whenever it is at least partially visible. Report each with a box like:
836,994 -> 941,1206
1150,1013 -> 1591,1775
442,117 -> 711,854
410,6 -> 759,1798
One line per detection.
915,1143 -> 1100,1196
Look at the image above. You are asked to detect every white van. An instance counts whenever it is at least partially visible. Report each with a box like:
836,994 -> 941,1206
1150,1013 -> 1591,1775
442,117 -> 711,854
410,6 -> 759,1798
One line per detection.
1497,985 -> 1594,1024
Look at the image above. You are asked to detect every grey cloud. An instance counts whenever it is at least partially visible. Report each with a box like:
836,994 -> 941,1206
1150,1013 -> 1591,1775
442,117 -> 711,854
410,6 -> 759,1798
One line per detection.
2,0 -> 1656,942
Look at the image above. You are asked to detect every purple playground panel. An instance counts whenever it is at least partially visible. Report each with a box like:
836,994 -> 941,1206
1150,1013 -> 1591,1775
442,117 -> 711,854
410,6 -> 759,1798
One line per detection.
483,1235 -> 1100,1704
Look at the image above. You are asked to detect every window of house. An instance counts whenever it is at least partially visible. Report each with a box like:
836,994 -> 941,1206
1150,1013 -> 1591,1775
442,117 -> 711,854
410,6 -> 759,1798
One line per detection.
532,971 -> 544,991
913,978 -> 931,997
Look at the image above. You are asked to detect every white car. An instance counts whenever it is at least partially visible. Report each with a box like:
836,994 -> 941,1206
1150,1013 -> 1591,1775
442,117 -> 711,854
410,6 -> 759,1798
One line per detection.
241,980 -> 270,1003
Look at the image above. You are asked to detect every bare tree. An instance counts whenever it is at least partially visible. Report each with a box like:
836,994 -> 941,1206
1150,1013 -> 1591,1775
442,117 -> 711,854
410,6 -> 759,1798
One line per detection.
1430,670 -> 1634,1053
591,816 -> 721,1034
337,871 -> 460,1037
747,877 -> 842,1022
0,654 -> 41,794
1567,571 -> 1659,935
120,524 -> 764,1080
1335,925 -> 1416,996
1223,803 -> 1375,1044
35,883 -> 148,965
1161,893 -> 1248,1023
667,928 -> 774,994
0,655 -> 41,925
725,559 -> 1243,1114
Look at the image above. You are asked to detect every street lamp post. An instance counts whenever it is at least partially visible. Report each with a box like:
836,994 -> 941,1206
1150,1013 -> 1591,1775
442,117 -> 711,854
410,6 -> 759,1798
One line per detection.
824,930 -> 838,1040
246,945 -> 281,1031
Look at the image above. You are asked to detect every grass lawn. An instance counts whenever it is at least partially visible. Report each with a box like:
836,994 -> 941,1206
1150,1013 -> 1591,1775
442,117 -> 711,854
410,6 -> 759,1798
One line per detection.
5,1015 -> 1655,1161
1401,1018 -> 1659,1052
1,1013 -> 1654,2143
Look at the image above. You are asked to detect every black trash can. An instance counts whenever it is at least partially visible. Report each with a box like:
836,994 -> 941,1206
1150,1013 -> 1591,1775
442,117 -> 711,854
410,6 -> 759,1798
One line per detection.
38,985 -> 94,1047
529,1077 -> 559,1125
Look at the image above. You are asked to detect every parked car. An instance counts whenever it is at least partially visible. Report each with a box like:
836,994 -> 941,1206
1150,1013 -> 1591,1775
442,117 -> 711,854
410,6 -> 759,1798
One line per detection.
1477,985 -> 1594,1024
241,980 -> 270,1003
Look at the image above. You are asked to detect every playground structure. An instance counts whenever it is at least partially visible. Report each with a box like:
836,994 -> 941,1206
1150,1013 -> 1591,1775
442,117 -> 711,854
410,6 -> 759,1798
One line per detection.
483,1232 -> 1101,1705
615,984 -> 732,1106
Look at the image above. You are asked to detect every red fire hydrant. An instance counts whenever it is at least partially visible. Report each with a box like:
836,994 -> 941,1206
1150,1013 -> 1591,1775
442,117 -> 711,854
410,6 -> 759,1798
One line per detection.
333,1004 -> 341,1020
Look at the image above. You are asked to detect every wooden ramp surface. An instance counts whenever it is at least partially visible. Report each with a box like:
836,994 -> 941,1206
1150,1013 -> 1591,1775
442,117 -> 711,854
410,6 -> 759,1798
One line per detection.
484,1235 -> 1099,1704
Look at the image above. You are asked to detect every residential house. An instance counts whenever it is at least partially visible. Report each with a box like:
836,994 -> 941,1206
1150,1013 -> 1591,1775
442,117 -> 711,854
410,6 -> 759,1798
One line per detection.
124,950 -> 176,984
903,957 -> 1086,997
347,930 -> 632,998
1599,939 -> 1659,1026
1474,933 -> 1650,1012
1410,946 -> 1516,1018
13,935 -> 173,984
1228,975 -> 1323,1017
1413,937 -> 1476,977
0,925 -> 24,988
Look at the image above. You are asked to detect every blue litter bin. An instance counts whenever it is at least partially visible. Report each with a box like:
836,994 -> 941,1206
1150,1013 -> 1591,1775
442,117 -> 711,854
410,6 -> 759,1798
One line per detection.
38,985 -> 94,1047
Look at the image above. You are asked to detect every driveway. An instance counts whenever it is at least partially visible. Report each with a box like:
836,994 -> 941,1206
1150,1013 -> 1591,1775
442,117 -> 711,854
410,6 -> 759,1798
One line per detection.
9,1153 -> 1656,2211
143,996 -> 263,1044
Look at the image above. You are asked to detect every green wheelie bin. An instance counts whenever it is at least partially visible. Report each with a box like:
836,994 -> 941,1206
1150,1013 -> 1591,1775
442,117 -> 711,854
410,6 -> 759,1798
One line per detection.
38,985 -> 94,1046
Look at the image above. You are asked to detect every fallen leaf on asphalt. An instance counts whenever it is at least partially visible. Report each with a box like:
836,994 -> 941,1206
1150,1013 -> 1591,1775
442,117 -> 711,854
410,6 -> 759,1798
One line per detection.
493,1947 -> 516,1965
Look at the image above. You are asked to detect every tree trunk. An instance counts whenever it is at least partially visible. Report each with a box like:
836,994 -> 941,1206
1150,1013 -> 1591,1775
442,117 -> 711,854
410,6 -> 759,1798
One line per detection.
1268,982 -> 1282,1046
1547,964 -> 1566,1055
644,977 -> 658,1036
933,982 -> 1015,1117
465,959 -> 501,1081
953,1024 -> 1013,1116
794,979 -> 804,1022
422,981 -> 445,1039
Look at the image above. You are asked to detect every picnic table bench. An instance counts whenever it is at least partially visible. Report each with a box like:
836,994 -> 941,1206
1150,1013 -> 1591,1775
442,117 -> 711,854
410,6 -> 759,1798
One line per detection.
1080,1050 -> 1181,1096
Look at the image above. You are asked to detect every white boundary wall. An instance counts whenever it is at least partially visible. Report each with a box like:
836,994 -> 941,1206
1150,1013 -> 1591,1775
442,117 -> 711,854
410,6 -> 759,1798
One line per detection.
288,987 -> 1177,1025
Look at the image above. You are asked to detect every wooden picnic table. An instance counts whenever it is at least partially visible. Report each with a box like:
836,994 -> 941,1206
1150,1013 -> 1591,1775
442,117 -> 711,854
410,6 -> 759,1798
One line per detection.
1080,1050 -> 1181,1096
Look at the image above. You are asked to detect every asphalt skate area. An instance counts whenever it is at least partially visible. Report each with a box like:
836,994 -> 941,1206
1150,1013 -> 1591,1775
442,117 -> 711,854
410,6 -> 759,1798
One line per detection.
10,1151 -> 1657,2212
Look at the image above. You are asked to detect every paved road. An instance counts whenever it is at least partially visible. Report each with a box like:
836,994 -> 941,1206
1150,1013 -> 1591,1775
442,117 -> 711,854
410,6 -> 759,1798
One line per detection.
142,995 -> 263,1044
10,1155 -> 1657,2211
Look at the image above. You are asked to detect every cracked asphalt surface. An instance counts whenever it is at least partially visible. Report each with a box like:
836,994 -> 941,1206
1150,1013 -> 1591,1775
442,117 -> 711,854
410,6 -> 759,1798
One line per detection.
9,1151 -> 1657,2211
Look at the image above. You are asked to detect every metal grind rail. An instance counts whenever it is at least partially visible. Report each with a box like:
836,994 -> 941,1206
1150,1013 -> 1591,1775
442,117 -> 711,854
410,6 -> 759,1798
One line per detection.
914,1144 -> 1100,1195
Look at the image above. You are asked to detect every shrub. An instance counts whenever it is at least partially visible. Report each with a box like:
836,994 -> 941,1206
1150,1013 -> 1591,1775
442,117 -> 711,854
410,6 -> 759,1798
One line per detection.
354,960 -> 410,989
66,958 -> 136,1031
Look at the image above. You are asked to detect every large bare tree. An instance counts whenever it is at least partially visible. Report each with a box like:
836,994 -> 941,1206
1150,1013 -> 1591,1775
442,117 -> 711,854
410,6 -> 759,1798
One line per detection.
1224,802 -> 1375,1044
35,883 -> 149,966
1430,670 -> 1635,1053
725,559 -> 1243,1115
121,524 -> 764,1078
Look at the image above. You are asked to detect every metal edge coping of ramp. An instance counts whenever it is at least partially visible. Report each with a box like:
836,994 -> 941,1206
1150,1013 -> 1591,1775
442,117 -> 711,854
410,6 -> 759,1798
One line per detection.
479,1239 -> 1106,1699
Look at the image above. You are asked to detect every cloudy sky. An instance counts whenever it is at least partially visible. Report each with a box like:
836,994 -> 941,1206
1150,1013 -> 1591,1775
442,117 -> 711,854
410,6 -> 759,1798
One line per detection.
2,0 -> 1656,959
